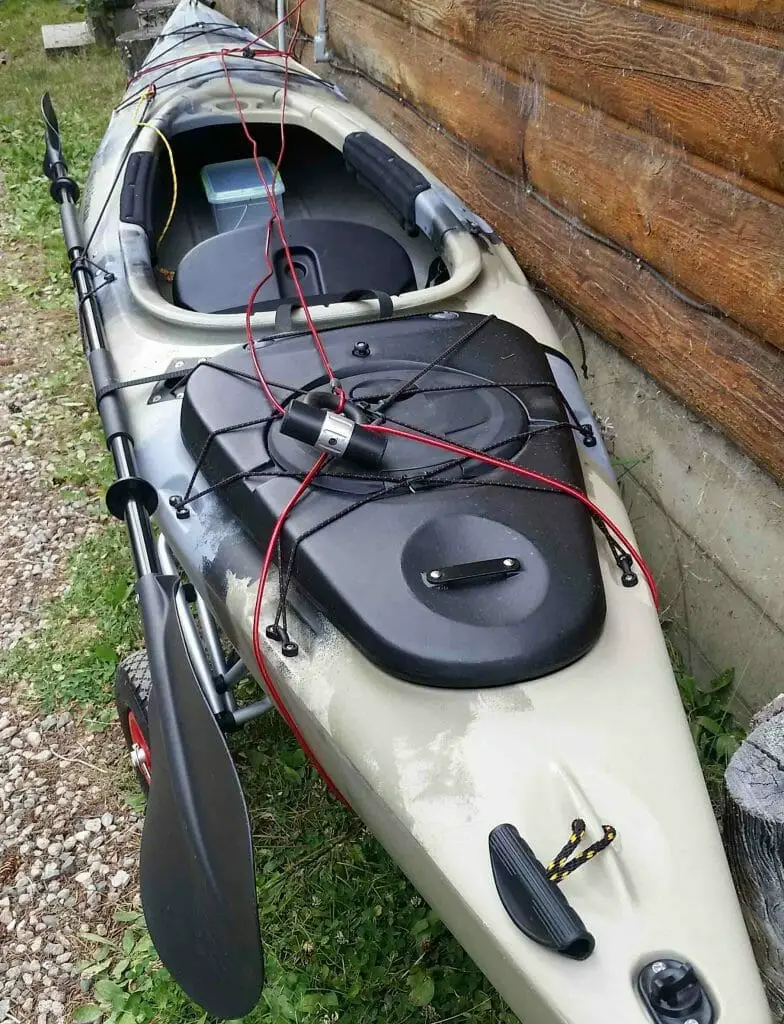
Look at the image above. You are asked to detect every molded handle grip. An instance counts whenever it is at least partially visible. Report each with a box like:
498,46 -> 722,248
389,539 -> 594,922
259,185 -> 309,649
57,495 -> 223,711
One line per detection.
489,823 -> 595,960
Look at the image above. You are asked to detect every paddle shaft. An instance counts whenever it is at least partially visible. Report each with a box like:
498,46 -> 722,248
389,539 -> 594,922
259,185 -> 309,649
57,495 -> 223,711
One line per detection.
51,177 -> 159,580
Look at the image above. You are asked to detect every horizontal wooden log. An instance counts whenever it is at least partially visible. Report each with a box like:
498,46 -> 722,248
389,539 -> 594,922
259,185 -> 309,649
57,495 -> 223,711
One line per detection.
354,0 -> 784,196
304,0 -> 784,350
659,0 -> 784,31
292,45 -> 784,480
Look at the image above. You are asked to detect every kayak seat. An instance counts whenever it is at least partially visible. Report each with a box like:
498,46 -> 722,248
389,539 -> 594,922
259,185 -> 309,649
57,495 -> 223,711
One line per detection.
172,219 -> 417,315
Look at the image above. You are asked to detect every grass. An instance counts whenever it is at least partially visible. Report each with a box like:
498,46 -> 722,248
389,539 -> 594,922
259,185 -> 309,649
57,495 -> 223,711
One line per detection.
72,725 -> 516,1024
0,0 -> 126,277
0,3 -> 746,1022
668,648 -> 745,805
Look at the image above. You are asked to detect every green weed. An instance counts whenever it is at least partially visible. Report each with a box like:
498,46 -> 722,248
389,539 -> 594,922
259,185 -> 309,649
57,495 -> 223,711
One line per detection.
674,658 -> 744,802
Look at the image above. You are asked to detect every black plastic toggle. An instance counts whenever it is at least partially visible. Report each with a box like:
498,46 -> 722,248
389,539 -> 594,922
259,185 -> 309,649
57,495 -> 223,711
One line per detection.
580,424 -> 597,447
168,494 -> 190,520
638,959 -> 714,1023
618,554 -> 639,588
425,557 -> 521,588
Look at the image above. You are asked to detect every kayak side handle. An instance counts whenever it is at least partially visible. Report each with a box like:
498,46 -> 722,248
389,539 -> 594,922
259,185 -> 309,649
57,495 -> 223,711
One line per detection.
343,131 -> 431,232
488,823 -> 595,960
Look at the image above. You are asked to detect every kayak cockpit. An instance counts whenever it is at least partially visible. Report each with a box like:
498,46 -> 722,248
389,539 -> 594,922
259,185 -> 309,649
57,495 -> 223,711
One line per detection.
127,120 -> 449,312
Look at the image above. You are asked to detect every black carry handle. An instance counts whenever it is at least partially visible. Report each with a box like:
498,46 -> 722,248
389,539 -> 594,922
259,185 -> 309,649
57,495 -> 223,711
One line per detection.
138,574 -> 264,1019
343,131 -> 430,231
489,823 -> 595,960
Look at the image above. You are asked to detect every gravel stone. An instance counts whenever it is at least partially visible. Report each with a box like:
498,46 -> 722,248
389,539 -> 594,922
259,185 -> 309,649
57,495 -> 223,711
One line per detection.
0,698 -> 141,1019
110,869 -> 130,889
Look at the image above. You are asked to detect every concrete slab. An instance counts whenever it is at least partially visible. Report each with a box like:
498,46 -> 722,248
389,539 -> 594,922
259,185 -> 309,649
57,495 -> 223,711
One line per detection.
41,21 -> 95,54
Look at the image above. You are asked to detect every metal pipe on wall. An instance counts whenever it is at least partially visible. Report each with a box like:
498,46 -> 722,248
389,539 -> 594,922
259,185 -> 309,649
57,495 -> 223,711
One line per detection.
314,0 -> 329,61
276,0 -> 287,52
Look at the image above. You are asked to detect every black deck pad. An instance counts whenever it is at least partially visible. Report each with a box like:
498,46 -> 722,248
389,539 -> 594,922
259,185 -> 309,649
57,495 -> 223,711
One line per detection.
180,312 -> 606,686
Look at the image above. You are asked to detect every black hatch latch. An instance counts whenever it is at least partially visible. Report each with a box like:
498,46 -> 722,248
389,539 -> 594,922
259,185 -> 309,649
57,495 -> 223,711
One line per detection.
424,556 -> 521,588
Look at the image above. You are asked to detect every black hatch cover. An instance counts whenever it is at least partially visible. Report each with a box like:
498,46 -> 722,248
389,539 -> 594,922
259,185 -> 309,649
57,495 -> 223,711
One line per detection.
180,313 -> 606,686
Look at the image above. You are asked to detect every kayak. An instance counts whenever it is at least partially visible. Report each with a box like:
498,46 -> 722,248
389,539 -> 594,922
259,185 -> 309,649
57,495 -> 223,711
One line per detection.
41,1 -> 770,1021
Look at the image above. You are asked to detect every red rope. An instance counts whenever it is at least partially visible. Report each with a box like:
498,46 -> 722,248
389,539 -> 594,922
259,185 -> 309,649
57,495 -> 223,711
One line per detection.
220,6 -> 348,799
219,61 -> 345,408
251,454 -> 349,804
364,423 -> 659,607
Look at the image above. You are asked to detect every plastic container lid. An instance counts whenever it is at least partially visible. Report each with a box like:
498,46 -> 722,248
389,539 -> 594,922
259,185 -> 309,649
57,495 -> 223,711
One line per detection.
200,157 -> 285,206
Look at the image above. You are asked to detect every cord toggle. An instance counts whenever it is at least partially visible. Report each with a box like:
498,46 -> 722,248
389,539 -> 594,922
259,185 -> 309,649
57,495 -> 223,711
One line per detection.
280,399 -> 387,467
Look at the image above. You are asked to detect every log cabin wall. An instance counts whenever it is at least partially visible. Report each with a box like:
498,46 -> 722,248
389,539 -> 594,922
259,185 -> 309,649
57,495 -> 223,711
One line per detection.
223,0 -> 784,484
218,0 -> 784,709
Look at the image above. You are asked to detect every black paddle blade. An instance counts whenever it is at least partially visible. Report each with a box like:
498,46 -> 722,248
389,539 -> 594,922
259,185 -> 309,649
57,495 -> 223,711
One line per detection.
41,92 -> 63,181
137,574 -> 263,1019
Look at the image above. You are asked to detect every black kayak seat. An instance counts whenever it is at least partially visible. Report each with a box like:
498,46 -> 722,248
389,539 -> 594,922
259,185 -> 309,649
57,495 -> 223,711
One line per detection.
172,218 -> 417,315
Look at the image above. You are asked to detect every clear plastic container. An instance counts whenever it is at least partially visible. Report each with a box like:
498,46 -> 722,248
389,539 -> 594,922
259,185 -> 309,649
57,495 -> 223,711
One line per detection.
200,156 -> 285,234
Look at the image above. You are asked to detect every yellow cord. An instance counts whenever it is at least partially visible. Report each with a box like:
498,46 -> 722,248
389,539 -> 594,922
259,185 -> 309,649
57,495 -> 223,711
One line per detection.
133,89 -> 178,248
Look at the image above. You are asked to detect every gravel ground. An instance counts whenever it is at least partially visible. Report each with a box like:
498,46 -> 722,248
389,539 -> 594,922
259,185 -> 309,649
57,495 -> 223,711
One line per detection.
1,212 -> 143,1021
0,283 -> 98,653
0,696 -> 142,1024
0,335 -> 97,651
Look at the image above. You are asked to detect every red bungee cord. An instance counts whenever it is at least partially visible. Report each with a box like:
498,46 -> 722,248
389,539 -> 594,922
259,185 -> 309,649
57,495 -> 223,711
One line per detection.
221,44 -> 346,411
218,5 -> 349,798
364,423 -> 659,607
251,454 -> 349,804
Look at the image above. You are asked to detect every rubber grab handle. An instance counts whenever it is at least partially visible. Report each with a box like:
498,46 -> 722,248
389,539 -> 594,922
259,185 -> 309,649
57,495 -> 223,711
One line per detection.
489,823 -> 595,960
343,131 -> 430,229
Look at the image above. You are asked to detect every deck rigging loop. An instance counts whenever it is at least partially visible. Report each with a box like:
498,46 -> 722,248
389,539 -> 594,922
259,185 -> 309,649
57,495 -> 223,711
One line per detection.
546,818 -> 618,884
70,254 -> 116,313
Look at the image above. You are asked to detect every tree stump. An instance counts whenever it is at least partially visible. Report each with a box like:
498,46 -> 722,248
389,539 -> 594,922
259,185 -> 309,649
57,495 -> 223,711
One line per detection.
725,701 -> 784,1021
134,0 -> 177,30
116,27 -> 161,78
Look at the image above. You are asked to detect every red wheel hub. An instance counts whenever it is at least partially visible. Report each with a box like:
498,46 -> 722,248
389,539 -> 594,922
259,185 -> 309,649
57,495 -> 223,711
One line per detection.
128,711 -> 152,784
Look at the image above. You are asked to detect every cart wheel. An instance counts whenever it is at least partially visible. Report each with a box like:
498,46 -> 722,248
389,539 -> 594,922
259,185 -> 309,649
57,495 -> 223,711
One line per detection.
115,650 -> 152,794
